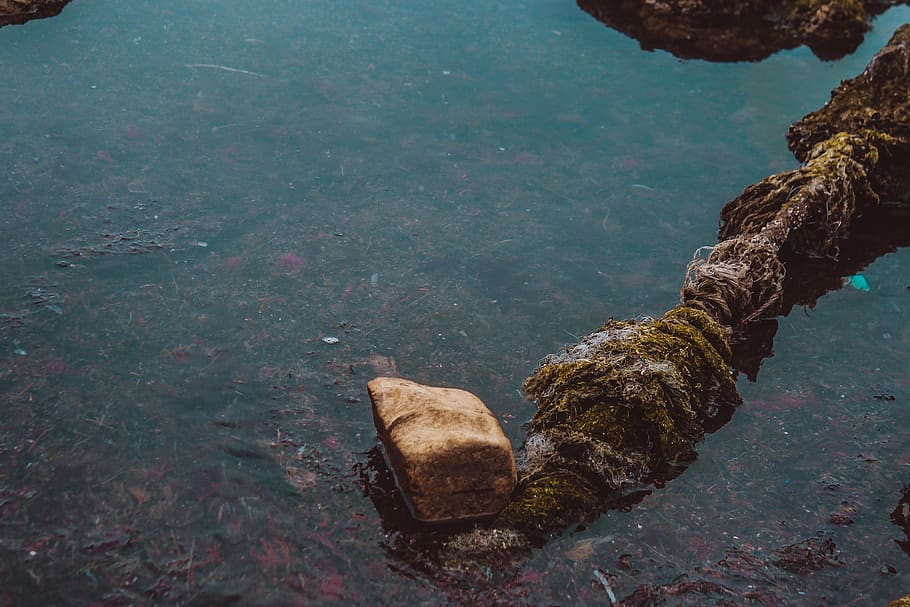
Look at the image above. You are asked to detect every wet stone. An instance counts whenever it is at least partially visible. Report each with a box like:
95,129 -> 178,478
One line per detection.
367,377 -> 517,523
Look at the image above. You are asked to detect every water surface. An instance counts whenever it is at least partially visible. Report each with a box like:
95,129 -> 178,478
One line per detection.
1,1 -> 909,604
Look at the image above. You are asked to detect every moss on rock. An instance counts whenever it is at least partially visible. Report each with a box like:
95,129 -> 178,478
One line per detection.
718,130 -> 882,258
490,306 -> 739,540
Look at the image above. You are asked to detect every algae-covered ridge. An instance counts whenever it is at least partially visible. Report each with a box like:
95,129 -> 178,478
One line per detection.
492,306 -> 740,540
439,22 -> 910,558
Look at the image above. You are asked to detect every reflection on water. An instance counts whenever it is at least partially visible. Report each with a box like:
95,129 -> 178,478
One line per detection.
1,1 -> 910,604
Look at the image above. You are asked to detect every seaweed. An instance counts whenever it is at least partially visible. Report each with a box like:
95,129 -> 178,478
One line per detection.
490,306 -> 739,542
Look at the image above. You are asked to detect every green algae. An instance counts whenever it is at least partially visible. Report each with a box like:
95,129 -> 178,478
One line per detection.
490,306 -> 740,539
495,472 -> 599,537
718,130 -> 882,261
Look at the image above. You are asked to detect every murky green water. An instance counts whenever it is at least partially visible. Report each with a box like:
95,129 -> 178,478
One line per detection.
2,1 -> 909,604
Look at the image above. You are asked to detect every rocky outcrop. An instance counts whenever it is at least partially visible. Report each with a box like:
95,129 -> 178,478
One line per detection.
0,0 -> 73,27
577,0 -> 904,62
788,22 -> 910,192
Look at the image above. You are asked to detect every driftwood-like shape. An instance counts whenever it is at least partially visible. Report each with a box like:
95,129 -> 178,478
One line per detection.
429,24 -> 910,558
577,0 -> 905,62
0,0 -> 72,27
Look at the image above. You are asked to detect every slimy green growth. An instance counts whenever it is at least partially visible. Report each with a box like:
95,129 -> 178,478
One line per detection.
493,306 -> 739,540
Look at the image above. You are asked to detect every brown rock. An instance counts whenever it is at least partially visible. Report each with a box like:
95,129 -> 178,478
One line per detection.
0,0 -> 73,28
368,377 -> 516,523
576,0 -> 892,62
788,23 -> 910,165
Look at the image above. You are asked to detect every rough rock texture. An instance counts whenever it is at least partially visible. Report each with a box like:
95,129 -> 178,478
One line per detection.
490,306 -> 739,542
788,22 -> 910,201
368,377 -> 517,523
0,0 -> 73,27
577,0 -> 904,62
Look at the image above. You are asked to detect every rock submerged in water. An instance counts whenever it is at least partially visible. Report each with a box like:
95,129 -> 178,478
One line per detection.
367,377 -> 516,524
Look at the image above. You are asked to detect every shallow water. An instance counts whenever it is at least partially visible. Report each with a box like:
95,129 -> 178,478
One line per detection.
1,1 -> 909,605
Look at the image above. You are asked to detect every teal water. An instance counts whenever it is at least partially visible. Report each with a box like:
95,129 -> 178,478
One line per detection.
1,1 -> 909,604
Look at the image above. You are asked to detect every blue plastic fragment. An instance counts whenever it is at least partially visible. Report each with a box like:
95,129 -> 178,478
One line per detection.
843,274 -> 871,291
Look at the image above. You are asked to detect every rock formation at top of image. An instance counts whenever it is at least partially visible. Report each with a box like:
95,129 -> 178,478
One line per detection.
1,0 -> 73,28
578,0 -> 906,61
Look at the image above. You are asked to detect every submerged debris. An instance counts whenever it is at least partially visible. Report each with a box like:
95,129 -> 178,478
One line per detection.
773,537 -> 843,574
618,538 -> 843,606
843,274 -> 871,291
